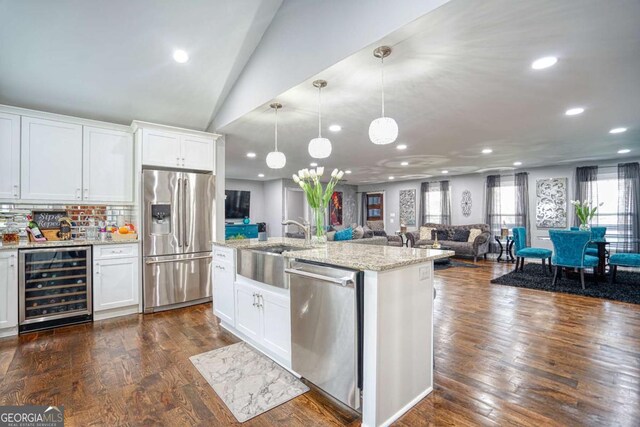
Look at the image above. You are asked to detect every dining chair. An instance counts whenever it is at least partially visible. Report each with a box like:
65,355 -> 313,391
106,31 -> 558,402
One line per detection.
569,226 -> 607,257
512,227 -> 552,273
549,230 -> 598,289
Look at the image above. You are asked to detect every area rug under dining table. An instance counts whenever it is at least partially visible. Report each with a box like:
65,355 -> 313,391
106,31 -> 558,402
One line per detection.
491,263 -> 640,304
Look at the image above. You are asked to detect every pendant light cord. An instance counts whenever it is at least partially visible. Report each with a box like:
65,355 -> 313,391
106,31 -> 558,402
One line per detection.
274,106 -> 279,152
318,86 -> 323,138
381,56 -> 385,118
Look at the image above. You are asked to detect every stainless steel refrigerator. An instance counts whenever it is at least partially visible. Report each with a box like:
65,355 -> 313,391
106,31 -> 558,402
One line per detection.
142,169 -> 214,312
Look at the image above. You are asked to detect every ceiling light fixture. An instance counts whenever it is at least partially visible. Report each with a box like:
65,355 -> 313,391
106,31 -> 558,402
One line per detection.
482,148 -> 493,154
513,161 -> 522,166
266,103 -> 286,169
308,80 -> 332,159
329,124 -> 342,132
618,149 -> 631,154
369,46 -> 398,145
258,173 -> 265,178
565,107 -> 585,116
610,127 -> 627,134
531,56 -> 558,70
345,170 -> 352,174
388,176 -> 395,180
310,162 -> 318,167
401,161 -> 409,166
396,144 -> 407,150
246,152 -> 256,158
173,49 -> 189,63
442,170 -> 449,174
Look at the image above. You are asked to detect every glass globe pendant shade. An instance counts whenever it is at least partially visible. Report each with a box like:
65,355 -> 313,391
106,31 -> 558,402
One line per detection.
308,137 -> 332,159
266,151 -> 286,169
369,116 -> 398,145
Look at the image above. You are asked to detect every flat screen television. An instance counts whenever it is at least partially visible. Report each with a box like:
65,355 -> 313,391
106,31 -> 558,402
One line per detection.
225,190 -> 251,220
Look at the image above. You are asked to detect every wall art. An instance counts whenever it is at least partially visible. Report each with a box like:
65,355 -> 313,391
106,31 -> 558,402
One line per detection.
399,189 -> 416,226
536,178 -> 567,228
329,191 -> 343,226
461,190 -> 472,218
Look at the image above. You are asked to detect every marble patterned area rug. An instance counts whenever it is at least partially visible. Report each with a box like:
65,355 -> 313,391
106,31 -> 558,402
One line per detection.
190,342 -> 309,422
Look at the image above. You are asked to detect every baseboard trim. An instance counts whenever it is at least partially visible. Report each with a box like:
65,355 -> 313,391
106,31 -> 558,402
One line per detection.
94,305 -> 139,321
362,386 -> 433,427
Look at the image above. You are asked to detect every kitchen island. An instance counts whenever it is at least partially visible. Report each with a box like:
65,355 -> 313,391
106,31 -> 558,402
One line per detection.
212,238 -> 452,427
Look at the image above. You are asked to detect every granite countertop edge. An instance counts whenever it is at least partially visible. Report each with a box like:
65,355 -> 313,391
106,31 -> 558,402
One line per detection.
0,239 -> 139,250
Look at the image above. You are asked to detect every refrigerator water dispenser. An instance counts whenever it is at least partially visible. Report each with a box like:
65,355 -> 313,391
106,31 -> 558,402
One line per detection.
151,204 -> 171,234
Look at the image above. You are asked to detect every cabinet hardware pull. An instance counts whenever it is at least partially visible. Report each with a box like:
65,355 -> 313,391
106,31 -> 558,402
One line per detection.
76,188 -> 81,199
252,292 -> 257,307
177,157 -> 180,166
13,185 -> 18,197
84,189 -> 89,199
182,157 -> 185,167
258,294 -> 264,308
9,254 -> 15,267
96,263 -> 100,275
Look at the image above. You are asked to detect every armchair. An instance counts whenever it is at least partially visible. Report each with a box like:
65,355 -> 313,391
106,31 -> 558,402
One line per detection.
570,226 -> 607,257
549,230 -> 599,289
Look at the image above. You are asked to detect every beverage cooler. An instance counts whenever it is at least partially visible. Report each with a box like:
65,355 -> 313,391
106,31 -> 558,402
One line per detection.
19,246 -> 92,333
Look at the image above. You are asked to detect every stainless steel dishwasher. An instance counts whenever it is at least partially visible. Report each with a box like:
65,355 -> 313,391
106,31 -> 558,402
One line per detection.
285,260 -> 363,411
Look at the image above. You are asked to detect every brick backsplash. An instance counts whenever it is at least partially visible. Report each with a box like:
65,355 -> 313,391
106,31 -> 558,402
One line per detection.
0,204 -> 137,239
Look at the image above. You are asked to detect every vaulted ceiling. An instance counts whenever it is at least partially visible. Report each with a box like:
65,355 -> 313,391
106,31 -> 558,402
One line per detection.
0,0 -> 282,129
221,0 -> 640,184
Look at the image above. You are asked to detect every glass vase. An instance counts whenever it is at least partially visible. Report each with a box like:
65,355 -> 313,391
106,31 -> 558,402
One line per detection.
311,205 -> 327,245
579,223 -> 591,232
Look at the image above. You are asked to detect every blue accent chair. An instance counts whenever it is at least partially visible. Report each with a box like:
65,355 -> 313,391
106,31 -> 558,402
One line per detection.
609,253 -> 640,284
549,230 -> 599,289
570,226 -> 607,257
512,227 -> 552,273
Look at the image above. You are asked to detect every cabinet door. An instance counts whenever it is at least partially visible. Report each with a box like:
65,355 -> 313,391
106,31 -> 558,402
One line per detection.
235,283 -> 261,341
213,263 -> 235,325
141,128 -> 181,168
94,257 -> 139,311
0,113 -> 21,200
21,117 -> 83,201
181,134 -> 214,171
0,251 -> 18,332
83,126 -> 134,203
260,290 -> 291,362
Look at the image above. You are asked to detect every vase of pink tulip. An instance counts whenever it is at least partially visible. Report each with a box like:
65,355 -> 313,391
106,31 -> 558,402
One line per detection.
293,167 -> 344,245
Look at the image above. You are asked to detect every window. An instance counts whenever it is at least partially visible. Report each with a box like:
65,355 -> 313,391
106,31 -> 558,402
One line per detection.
485,174 -> 528,240
366,193 -> 384,221
421,181 -> 451,224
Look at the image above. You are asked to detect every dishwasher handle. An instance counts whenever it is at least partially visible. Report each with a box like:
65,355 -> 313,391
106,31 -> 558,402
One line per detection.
285,268 -> 354,287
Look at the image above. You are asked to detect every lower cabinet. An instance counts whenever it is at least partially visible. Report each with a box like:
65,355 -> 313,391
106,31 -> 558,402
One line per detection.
0,251 -> 18,337
213,262 -> 235,325
93,246 -> 139,319
235,281 -> 291,364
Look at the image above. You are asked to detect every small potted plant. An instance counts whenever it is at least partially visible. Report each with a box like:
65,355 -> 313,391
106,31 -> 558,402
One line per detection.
570,200 -> 603,231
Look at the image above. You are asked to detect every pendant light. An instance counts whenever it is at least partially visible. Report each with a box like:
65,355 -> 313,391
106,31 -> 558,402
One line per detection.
308,79 -> 332,159
369,46 -> 398,145
266,103 -> 286,169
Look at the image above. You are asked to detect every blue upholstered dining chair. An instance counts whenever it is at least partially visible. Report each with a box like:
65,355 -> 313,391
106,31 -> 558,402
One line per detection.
549,230 -> 599,289
512,227 -> 553,273
570,226 -> 607,257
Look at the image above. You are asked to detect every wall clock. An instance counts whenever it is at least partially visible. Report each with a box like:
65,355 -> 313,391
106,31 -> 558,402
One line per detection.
461,190 -> 472,217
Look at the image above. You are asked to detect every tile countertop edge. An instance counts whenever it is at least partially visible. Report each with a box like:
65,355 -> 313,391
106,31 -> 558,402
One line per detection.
0,240 -> 139,250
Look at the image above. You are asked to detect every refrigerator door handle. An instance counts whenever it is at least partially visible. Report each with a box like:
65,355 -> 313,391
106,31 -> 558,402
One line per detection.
145,255 -> 212,265
177,177 -> 182,247
184,178 -> 189,248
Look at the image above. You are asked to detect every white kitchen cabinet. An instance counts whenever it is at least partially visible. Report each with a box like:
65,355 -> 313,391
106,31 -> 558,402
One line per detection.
21,116 -> 83,201
93,244 -> 139,320
181,134 -> 214,171
235,282 -> 261,341
261,290 -> 291,362
213,262 -> 235,325
0,251 -> 18,337
141,128 -> 182,169
0,113 -> 21,200
83,126 -> 134,203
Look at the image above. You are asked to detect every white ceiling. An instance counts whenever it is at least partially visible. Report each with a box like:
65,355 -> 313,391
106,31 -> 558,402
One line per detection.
0,0 -> 281,129
220,0 -> 640,184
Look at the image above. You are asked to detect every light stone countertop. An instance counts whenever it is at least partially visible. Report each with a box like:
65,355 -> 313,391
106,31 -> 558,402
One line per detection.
215,237 -> 454,272
0,239 -> 139,251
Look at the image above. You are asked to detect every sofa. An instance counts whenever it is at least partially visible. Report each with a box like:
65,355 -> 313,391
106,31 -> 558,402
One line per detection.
285,224 -> 389,246
406,223 -> 491,262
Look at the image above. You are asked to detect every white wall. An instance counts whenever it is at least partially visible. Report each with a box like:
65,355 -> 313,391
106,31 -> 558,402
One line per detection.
264,179 -> 284,237
225,178 -> 265,224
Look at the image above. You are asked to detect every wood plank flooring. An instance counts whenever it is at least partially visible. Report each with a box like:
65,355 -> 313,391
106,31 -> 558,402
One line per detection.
1,259 -> 639,426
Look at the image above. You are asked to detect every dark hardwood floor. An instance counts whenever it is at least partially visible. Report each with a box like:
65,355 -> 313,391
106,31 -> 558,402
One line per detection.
1,260 -> 639,426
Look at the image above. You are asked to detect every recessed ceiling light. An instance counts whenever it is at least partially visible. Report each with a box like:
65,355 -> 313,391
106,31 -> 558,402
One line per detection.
442,170 -> 449,174
173,49 -> 189,63
618,149 -> 631,154
388,176 -> 395,180
396,144 -> 407,150
258,173 -> 265,177
345,170 -> 352,174
610,127 -> 627,134
246,152 -> 256,158
329,124 -> 342,132
310,162 -> 318,167
531,56 -> 558,70
401,161 -> 409,166
482,148 -> 493,154
565,107 -> 584,116
513,161 -> 522,166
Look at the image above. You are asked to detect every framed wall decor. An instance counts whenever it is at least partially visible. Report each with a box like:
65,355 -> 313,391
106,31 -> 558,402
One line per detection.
399,189 -> 416,226
536,178 -> 568,228
461,190 -> 472,218
329,191 -> 343,226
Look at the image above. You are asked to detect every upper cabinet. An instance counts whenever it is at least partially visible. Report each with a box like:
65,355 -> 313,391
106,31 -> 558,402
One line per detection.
138,123 -> 216,172
83,126 -> 134,203
0,113 -> 21,200
21,116 -> 83,201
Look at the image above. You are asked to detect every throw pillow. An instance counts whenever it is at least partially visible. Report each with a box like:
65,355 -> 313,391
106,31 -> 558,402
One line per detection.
352,225 -> 364,240
419,227 -> 434,241
468,228 -> 482,243
431,229 -> 449,241
362,226 -> 374,238
452,229 -> 471,242
366,220 -> 385,231
326,231 -> 336,241
372,230 -> 387,237
334,227 -> 353,241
